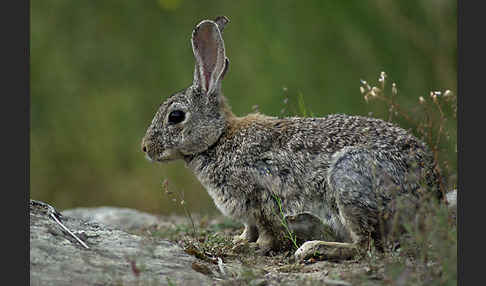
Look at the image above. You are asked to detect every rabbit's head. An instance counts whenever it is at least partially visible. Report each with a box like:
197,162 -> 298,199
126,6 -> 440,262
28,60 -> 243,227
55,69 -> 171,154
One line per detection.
141,17 -> 230,162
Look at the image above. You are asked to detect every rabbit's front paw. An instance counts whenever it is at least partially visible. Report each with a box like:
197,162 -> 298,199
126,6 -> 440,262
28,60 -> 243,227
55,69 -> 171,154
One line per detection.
233,224 -> 258,243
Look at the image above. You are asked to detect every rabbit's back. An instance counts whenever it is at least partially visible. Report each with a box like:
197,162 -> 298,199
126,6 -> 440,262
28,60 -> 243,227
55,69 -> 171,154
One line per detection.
214,113 -> 434,173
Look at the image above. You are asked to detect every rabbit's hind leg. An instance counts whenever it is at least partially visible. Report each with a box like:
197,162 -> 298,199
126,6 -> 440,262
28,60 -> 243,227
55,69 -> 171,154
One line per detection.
327,146 -> 395,251
294,240 -> 357,261
294,147 -> 386,261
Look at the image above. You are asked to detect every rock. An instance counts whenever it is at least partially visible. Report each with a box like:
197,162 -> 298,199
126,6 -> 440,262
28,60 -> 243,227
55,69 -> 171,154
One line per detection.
446,189 -> 457,212
262,271 -> 353,286
62,206 -> 161,232
30,200 -> 211,286
446,189 -> 457,207
445,189 -> 457,222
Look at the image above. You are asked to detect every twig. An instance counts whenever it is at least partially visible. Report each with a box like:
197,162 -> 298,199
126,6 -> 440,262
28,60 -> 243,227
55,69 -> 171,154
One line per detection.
49,213 -> 90,249
162,180 -> 197,237
30,200 -> 89,249
217,257 -> 226,277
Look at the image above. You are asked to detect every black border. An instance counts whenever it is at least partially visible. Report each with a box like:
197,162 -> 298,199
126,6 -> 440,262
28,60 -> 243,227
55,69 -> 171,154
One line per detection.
3,0 -> 30,284
26,0 -> 30,284
458,0 -> 480,285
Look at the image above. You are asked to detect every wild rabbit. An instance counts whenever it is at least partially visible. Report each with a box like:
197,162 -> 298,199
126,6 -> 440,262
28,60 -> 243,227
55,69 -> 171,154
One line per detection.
141,16 -> 441,258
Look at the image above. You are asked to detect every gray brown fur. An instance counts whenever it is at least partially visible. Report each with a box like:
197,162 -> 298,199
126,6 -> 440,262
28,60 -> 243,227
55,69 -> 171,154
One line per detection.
141,17 -> 440,253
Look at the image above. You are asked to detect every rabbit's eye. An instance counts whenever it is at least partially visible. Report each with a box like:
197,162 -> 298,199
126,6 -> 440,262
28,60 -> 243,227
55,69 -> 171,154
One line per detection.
168,110 -> 185,125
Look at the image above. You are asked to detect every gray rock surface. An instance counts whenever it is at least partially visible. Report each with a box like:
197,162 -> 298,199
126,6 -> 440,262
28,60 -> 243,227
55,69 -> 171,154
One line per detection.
30,200 -> 211,286
62,206 -> 161,232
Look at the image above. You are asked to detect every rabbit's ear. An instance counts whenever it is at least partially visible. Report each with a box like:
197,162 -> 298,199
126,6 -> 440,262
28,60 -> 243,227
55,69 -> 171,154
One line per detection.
214,16 -> 229,33
191,19 -> 228,96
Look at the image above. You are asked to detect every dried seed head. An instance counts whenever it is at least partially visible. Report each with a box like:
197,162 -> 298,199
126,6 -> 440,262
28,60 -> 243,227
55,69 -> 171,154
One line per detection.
162,179 -> 170,193
430,91 -> 438,103
419,96 -> 425,104
371,87 -> 381,95
378,71 -> 387,83
392,83 -> 397,96
443,90 -> 452,97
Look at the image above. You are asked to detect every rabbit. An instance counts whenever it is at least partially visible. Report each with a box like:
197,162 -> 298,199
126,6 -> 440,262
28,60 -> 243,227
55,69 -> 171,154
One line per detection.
141,16 -> 442,257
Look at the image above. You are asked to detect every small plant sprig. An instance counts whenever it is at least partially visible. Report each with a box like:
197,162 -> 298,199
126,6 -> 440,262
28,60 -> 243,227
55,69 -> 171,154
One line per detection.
280,86 -> 290,117
271,193 -> 299,250
359,71 -> 457,198
297,91 -> 316,118
162,179 -> 197,237
279,86 -> 315,118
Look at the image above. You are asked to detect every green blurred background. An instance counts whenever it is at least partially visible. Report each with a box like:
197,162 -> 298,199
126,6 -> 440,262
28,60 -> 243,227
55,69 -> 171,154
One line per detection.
31,0 -> 457,215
